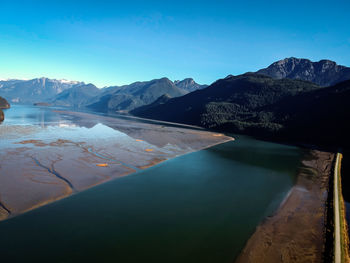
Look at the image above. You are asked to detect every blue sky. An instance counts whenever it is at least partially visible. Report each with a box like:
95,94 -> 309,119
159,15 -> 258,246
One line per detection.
0,0 -> 349,87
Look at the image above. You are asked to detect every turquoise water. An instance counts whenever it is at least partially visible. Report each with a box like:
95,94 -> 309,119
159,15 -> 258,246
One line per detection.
0,105 -> 302,262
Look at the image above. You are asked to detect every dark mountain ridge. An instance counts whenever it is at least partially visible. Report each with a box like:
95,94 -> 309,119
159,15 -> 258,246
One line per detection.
265,79 -> 350,148
131,73 -> 350,150
131,73 -> 320,126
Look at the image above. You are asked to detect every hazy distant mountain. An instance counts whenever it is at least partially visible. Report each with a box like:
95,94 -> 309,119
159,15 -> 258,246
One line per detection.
51,84 -> 100,108
257,57 -> 350,86
87,77 -> 186,112
174,78 -> 208,92
0,76 -> 204,110
0,78 -> 84,104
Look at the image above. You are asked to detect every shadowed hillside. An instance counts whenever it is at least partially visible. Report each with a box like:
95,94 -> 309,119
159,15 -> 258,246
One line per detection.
87,78 -> 187,112
132,74 -> 350,149
131,73 -> 320,128
51,84 -> 101,108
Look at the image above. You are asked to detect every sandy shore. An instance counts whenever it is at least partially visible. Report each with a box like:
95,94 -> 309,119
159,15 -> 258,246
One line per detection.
0,110 -> 233,221
235,150 -> 334,263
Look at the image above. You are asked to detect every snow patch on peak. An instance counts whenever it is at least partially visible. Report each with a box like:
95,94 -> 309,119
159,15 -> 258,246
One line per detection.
58,79 -> 83,85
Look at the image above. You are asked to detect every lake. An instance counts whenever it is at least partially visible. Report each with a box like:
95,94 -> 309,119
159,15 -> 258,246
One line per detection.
0,105 -> 302,262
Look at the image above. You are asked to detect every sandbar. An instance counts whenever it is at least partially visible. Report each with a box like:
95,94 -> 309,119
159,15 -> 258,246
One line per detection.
0,110 -> 233,221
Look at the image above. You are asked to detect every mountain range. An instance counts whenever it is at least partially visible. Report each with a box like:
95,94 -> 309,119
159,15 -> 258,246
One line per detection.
132,74 -> 350,148
87,77 -> 193,112
132,58 -> 350,149
0,76 -> 205,111
131,73 -> 321,130
1,57 -> 350,149
0,78 -> 84,104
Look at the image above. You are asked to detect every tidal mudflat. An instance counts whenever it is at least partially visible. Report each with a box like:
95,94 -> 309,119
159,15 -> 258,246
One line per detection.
0,105 -> 232,220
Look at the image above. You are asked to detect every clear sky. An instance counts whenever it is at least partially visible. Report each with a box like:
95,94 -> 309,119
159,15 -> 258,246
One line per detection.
0,0 -> 349,87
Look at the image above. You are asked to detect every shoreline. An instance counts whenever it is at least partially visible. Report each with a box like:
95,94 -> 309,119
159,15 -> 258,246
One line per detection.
235,149 -> 334,263
53,108 -> 206,130
0,131 -> 234,222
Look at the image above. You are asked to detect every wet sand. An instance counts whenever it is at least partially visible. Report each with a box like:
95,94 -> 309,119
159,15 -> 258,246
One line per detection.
235,150 -> 334,263
0,110 -> 233,221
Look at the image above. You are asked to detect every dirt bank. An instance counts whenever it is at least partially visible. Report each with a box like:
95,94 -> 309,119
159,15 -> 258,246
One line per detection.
235,150 -> 334,263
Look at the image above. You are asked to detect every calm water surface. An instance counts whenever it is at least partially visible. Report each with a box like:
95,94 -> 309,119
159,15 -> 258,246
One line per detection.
0,105 -> 302,262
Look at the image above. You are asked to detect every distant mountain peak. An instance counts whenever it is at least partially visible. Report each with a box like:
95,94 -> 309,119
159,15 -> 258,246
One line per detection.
257,58 -> 350,86
174,78 -> 195,84
57,79 -> 83,85
87,77 -> 186,112
224,75 -> 235,79
159,77 -> 171,82
174,78 -> 207,93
